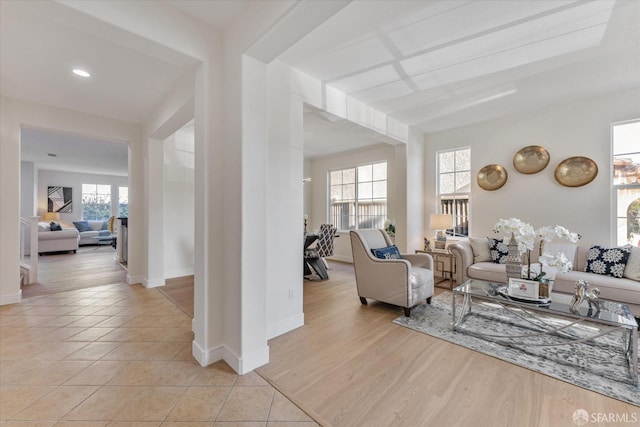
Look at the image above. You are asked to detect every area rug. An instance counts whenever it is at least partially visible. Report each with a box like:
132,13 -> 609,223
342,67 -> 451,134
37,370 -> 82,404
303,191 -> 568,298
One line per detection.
393,295 -> 640,406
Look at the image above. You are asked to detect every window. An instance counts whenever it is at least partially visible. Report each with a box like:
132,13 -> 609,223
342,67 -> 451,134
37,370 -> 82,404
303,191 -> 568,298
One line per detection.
82,184 -> 111,221
437,148 -> 470,237
118,186 -> 128,217
613,120 -> 640,246
329,161 -> 387,230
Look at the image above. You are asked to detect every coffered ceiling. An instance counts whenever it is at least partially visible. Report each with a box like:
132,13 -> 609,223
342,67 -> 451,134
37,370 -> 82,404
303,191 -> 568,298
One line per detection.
2,0 -> 638,168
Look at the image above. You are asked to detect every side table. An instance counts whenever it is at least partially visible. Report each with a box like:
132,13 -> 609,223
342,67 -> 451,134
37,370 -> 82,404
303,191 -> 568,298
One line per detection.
415,249 -> 456,289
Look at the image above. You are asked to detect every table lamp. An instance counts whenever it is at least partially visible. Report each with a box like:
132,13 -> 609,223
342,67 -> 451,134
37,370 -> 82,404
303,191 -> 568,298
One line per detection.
430,213 -> 452,249
42,212 -> 60,222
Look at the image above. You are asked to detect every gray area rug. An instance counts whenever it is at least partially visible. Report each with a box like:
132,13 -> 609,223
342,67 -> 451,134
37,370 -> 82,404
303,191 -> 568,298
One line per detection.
393,296 -> 640,406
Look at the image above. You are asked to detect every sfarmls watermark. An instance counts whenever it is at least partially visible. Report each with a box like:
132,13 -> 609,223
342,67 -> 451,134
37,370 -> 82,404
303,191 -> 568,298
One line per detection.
573,409 -> 638,425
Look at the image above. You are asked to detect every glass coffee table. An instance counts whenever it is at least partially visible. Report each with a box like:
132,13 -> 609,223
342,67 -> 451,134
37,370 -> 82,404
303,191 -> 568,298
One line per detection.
452,279 -> 638,385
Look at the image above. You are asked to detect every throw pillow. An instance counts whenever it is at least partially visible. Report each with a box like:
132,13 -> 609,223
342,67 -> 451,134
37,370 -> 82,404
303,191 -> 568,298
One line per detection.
101,220 -> 109,230
37,222 -> 51,232
623,245 -> 640,281
49,222 -> 62,231
585,245 -> 631,278
488,238 -> 509,264
371,245 -> 402,260
73,220 -> 92,232
469,238 -> 492,263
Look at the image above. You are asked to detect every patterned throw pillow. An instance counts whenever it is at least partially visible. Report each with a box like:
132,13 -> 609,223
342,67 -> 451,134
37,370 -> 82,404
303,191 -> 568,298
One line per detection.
488,238 -> 509,264
371,245 -> 402,260
585,245 -> 631,278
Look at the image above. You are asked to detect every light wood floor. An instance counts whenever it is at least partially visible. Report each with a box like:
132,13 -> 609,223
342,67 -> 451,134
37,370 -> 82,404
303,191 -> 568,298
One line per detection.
22,246 -> 127,298
256,262 -> 638,427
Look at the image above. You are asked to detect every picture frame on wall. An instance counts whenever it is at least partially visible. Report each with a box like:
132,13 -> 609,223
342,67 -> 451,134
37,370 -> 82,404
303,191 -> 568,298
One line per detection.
48,186 -> 73,213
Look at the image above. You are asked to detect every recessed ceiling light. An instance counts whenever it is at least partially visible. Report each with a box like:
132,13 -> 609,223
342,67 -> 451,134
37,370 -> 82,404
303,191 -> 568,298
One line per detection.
72,69 -> 91,78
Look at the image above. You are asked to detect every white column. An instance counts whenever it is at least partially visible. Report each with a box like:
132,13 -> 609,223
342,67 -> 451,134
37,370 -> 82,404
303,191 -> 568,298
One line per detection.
145,137 -> 165,288
0,98 -> 22,305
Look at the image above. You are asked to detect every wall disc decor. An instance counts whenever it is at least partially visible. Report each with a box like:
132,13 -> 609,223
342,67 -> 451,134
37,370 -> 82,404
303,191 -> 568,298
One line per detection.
554,156 -> 598,187
513,145 -> 550,174
477,164 -> 508,191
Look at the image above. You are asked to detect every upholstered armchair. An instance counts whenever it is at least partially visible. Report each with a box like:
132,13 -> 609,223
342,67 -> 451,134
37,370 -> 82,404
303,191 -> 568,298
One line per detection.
350,229 -> 435,317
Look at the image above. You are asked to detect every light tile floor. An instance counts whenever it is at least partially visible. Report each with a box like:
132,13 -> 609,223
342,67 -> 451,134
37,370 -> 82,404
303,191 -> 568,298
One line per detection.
0,283 -> 318,426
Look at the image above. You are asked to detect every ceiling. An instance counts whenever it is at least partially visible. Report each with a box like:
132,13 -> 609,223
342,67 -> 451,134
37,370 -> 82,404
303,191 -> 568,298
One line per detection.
2,0 -> 639,171
281,0 -> 640,133
21,127 -> 129,177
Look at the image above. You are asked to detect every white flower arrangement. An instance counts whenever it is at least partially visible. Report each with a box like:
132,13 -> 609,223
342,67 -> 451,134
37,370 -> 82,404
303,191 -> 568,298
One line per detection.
494,218 -> 580,280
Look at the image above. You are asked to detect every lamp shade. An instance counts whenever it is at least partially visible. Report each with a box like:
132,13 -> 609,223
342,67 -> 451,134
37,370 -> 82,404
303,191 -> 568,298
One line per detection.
42,212 -> 60,222
430,213 -> 452,229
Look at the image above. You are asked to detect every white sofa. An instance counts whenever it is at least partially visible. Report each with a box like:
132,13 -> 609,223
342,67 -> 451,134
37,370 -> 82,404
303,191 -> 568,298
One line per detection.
38,222 -> 79,254
75,220 -> 112,245
449,239 -> 640,316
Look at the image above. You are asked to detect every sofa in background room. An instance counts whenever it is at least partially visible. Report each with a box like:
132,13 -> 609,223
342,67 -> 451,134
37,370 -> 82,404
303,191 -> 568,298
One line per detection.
73,220 -> 112,245
38,222 -> 79,254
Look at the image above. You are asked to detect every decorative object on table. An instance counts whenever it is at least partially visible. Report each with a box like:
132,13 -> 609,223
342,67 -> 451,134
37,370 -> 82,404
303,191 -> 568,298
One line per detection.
505,233 -> 522,279
304,214 -> 308,233
477,164 -> 508,190
47,186 -> 73,213
570,280 -> 589,313
424,237 -> 431,251
507,277 -> 539,300
513,145 -> 550,174
384,219 -> 395,237
493,218 -> 580,281
430,213 -> 452,249
554,156 -> 598,187
538,277 -> 552,298
587,287 -> 601,314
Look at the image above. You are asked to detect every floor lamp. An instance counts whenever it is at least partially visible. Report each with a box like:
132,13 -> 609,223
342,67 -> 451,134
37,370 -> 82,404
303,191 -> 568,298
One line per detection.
430,214 -> 452,250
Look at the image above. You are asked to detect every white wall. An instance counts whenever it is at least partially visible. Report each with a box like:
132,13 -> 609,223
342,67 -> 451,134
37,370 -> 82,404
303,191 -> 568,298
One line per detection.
20,161 -> 36,217
309,143 -> 398,262
36,169 -> 128,224
163,132 -> 194,279
424,89 -> 640,247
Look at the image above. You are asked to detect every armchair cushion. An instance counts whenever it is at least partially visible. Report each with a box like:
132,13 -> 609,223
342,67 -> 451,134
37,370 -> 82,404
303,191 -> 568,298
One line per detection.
371,245 -> 401,260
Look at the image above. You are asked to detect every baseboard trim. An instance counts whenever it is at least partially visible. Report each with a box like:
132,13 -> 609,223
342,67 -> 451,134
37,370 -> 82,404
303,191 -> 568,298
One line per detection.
144,277 -> 165,288
191,341 -> 269,374
0,290 -> 22,305
223,345 -> 270,375
126,274 -> 144,285
267,313 -> 304,340
192,340 -> 224,367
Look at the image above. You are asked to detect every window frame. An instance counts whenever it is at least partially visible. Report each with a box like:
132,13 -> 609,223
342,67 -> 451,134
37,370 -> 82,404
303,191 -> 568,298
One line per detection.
436,147 -> 471,238
611,118 -> 640,246
328,161 -> 388,231
81,183 -> 112,221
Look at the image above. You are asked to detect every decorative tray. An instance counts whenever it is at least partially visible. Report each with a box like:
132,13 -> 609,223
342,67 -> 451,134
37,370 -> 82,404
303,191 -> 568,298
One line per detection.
497,286 -> 551,306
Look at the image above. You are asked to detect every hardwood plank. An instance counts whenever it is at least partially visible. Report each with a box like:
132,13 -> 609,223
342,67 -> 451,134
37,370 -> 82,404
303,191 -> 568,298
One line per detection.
257,262 -> 638,427
22,246 -> 127,297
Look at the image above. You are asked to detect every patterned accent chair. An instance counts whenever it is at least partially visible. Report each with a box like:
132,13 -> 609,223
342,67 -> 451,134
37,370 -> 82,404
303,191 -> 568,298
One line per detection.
350,229 -> 435,317
316,224 -> 337,268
